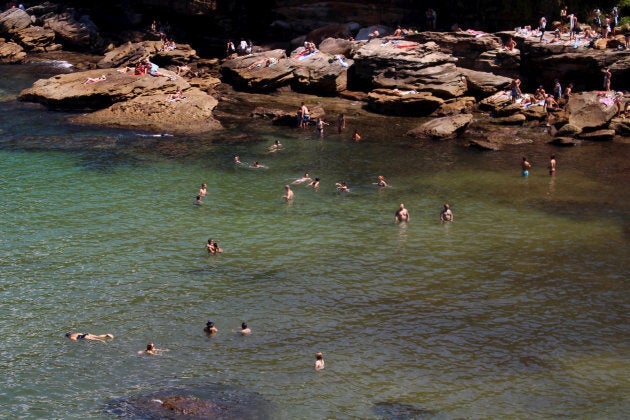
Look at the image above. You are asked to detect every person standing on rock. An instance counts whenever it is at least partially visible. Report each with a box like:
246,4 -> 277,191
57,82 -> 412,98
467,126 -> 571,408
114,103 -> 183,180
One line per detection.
539,16 -> 547,41
553,79 -> 562,102
510,77 -> 522,103
603,68 -> 612,92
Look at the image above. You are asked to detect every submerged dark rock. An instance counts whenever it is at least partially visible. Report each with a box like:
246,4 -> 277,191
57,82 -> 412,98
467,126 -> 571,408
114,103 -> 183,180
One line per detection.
104,384 -> 275,419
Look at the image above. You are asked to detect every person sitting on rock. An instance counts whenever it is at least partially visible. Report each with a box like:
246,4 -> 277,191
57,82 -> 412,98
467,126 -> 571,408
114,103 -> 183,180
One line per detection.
505,37 -> 517,51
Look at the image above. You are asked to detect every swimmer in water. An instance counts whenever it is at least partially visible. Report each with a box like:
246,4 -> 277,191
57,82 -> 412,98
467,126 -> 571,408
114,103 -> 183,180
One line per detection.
374,175 -> 388,187
315,352 -> 325,370
66,332 -> 114,341
395,203 -> 410,223
240,322 -> 251,335
198,183 -> 207,197
292,173 -> 312,184
268,140 -> 282,152
284,184 -> 294,201
309,177 -> 320,189
204,321 -> 218,335
522,156 -> 532,177
336,181 -> 350,192
440,203 -> 453,222
194,195 -> 202,205
234,155 -> 243,164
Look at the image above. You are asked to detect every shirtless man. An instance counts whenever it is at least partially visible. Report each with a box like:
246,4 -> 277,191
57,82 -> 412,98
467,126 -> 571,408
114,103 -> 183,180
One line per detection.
240,322 -> 251,335
352,130 -> 361,141
204,321 -> 218,335
510,77 -> 522,103
315,352 -> 325,371
395,203 -> 410,223
234,155 -> 242,164
198,183 -> 207,197
440,203 -> 453,222
548,155 -> 557,176
66,332 -> 114,341
522,156 -> 532,177
284,185 -> 294,201
300,102 -> 310,128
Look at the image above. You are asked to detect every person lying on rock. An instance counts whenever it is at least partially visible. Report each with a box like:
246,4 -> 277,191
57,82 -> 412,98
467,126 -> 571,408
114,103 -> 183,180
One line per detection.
83,75 -> 106,84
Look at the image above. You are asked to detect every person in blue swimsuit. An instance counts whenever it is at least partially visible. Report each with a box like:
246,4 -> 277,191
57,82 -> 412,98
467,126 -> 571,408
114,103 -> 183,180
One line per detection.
522,156 -> 532,177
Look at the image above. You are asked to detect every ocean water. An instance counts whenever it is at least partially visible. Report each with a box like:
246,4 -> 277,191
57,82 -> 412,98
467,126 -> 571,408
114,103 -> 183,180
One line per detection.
0,63 -> 628,419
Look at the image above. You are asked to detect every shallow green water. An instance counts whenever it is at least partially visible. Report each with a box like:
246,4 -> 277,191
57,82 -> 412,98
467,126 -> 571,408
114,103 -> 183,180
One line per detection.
0,63 -> 628,419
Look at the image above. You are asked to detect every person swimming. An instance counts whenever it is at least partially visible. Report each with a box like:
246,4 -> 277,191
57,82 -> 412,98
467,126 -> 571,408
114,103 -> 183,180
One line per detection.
240,322 -> 251,335
292,173 -> 312,184
374,175 -> 388,187
66,332 -> 114,341
204,321 -> 218,335
315,352 -> 325,371
336,181 -> 350,192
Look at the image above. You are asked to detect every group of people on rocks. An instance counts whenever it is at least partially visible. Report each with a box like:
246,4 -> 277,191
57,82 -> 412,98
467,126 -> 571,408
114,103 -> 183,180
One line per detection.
529,5 -> 625,45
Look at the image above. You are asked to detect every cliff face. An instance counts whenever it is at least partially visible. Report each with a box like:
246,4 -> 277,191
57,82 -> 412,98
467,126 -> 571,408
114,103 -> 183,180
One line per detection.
59,0 -> 622,36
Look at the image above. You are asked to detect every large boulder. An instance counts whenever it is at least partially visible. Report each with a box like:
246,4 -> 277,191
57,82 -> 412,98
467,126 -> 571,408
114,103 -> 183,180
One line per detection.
98,41 -> 198,69
407,31 -> 502,71
220,49 -> 294,91
577,129 -> 616,141
406,113 -> 473,139
367,88 -> 444,116
459,68 -> 511,97
567,92 -> 618,130
13,26 -> 56,51
318,37 -> 354,56
19,68 -> 181,110
70,87 -> 222,135
0,7 -> 32,36
43,11 -> 101,50
351,39 -> 463,98
291,49 -> 353,94
0,40 -> 26,63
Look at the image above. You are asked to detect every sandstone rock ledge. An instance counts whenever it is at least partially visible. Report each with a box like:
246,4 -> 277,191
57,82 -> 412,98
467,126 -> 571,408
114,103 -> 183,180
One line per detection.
19,68 -> 222,135
70,87 -> 221,135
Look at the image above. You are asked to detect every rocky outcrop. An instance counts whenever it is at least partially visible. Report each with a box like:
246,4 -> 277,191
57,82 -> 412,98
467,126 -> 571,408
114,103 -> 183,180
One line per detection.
0,40 -> 27,63
367,88 -> 443,116
19,68 -> 182,110
221,50 -> 294,91
292,50 -> 353,94
13,26 -> 56,51
0,8 -> 32,36
97,41 -> 199,69
352,39 -> 463,98
407,31 -> 503,71
566,92 -> 618,130
42,11 -> 102,50
70,86 -> 222,135
406,114 -> 473,139
221,48 -> 352,95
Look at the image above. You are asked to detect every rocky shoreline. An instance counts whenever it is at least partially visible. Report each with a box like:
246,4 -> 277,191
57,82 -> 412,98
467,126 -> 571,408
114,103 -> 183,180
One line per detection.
2,3 -> 629,148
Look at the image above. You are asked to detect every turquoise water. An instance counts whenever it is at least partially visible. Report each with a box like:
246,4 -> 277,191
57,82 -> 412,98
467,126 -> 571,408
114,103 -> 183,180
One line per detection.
0,64 -> 629,419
